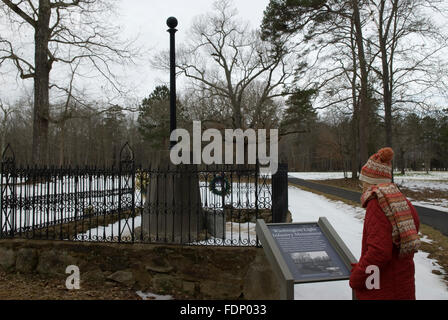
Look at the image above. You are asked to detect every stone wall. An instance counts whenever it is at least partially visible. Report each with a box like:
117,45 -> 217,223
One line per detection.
0,240 -> 281,300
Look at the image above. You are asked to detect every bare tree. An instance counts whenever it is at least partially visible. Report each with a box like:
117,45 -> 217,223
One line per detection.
49,61 -> 81,166
154,0 -> 294,130
261,0 -> 374,166
366,0 -> 448,148
349,0 -> 372,164
0,97 -> 16,155
0,0 -> 136,164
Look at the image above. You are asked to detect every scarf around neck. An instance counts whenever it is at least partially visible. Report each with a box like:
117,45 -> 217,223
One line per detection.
361,183 -> 421,257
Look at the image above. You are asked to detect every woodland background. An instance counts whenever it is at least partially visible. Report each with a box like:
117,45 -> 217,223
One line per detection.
1,0 -> 447,175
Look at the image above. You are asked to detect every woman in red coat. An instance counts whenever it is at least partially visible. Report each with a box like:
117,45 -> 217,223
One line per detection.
349,148 -> 421,300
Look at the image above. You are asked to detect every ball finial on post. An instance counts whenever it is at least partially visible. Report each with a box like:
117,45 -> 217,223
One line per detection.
167,16 -> 178,29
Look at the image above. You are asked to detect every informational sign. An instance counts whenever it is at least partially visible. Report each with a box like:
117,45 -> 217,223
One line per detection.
256,218 -> 357,300
267,223 -> 350,283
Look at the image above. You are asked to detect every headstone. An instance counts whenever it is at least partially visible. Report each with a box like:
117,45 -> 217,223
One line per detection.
202,208 -> 225,239
141,150 -> 203,244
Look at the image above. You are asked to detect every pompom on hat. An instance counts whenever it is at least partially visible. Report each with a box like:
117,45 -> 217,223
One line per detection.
359,147 -> 394,185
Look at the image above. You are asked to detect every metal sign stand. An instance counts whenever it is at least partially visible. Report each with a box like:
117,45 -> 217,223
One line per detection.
256,218 -> 358,300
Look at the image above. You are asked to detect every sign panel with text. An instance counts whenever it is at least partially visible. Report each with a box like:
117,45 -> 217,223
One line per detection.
256,217 -> 358,299
267,223 -> 350,283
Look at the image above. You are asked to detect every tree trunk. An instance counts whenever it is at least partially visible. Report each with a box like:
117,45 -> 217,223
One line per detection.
351,114 -> 359,179
352,0 -> 370,165
0,112 -> 7,156
0,129 -> 5,157
58,122 -> 66,167
378,2 -> 394,149
350,21 -> 359,180
233,103 -> 243,129
381,44 -> 394,181
32,0 -> 51,165
400,148 -> 405,175
381,52 -> 393,148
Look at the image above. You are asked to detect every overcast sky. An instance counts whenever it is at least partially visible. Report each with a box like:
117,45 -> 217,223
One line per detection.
116,0 -> 270,103
0,0 -> 270,106
1,0 -> 446,109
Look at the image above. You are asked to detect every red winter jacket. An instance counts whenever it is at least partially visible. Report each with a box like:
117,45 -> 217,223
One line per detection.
349,197 -> 420,300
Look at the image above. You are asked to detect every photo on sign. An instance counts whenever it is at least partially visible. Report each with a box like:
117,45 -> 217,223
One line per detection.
290,251 -> 343,276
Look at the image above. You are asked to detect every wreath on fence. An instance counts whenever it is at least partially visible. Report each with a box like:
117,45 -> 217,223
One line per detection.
135,169 -> 150,194
209,174 -> 231,197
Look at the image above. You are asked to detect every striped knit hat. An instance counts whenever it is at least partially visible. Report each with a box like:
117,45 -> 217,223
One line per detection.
359,147 -> 394,185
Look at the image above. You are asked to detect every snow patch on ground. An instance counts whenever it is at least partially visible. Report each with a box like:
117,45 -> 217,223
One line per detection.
420,235 -> 434,244
288,186 -> 448,300
395,171 -> 448,181
290,171 -> 448,212
192,222 -> 257,246
411,201 -> 448,213
79,216 -> 257,245
136,291 -> 173,300
289,171 -> 448,188
414,251 -> 448,300
396,180 -> 448,192
289,172 -> 354,180
77,216 -> 141,240
79,183 -> 448,299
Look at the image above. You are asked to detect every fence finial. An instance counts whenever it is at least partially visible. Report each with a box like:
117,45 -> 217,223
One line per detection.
1,144 -> 15,163
120,142 -> 134,162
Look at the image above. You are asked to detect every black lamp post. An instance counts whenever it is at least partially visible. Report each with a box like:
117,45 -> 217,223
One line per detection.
167,16 -> 178,150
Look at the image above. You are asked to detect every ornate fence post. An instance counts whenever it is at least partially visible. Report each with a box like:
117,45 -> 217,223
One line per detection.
255,160 -> 260,246
118,142 -> 135,243
272,163 -> 288,223
1,144 -> 16,238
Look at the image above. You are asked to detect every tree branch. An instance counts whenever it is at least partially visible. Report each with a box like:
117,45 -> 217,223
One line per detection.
1,0 -> 37,27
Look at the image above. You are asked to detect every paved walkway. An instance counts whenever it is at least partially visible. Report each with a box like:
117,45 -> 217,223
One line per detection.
288,176 -> 448,237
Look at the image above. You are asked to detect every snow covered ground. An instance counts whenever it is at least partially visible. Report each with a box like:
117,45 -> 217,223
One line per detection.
395,171 -> 448,181
289,171 -> 448,211
76,181 -> 263,244
288,186 -> 448,300
77,215 -> 141,241
289,171 -> 448,188
78,184 -> 448,299
78,212 -> 258,245
396,180 -> 448,191
289,172 -> 354,180
136,291 -> 173,300
0,174 -> 136,232
411,201 -> 448,213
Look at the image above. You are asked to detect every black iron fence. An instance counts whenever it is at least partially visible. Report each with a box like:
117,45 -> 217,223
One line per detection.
1,143 -> 287,246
